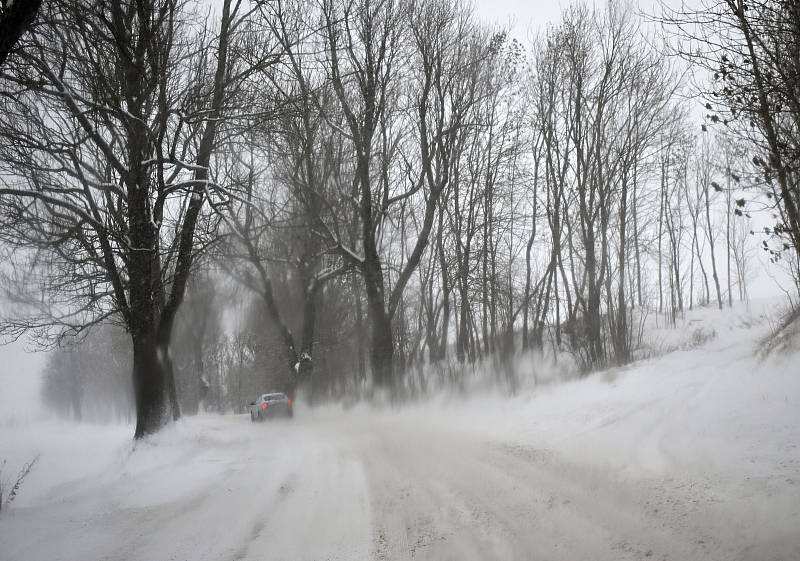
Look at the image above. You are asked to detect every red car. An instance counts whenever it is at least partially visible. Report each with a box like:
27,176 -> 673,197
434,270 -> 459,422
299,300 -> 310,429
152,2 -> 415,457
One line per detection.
249,392 -> 293,421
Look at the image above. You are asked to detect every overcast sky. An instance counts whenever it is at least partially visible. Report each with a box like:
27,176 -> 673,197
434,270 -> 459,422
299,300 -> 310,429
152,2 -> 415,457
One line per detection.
474,0 -> 563,36
473,0 -> 669,37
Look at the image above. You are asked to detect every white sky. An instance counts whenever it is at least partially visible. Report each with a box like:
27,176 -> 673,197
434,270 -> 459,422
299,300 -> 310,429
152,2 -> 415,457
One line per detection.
473,0 -> 563,36
472,0 -> 669,37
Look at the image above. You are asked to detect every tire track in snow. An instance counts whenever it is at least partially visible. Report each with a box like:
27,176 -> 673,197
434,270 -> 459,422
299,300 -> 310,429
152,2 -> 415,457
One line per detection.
360,431 -> 500,561
233,432 -> 372,561
356,419 -> 723,561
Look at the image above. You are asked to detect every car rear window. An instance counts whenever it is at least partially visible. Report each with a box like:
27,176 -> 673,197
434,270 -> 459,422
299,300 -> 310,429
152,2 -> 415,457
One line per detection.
263,394 -> 286,401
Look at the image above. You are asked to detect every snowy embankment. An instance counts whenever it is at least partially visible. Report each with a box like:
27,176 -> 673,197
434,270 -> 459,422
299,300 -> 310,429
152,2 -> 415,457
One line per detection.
1,303 -> 799,561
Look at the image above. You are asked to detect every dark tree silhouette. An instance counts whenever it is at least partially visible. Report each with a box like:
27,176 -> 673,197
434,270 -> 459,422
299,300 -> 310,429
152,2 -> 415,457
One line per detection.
0,0 -> 246,438
0,0 -> 42,67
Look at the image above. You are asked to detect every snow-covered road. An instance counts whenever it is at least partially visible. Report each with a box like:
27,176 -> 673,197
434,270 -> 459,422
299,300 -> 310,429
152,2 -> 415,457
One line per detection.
2,309 -> 799,561
1,402 -> 798,561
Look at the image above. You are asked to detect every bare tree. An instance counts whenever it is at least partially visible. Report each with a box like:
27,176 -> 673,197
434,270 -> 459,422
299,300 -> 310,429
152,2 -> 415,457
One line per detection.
662,0 -> 800,296
696,137 -> 725,309
309,0 -> 485,389
0,0 -> 254,437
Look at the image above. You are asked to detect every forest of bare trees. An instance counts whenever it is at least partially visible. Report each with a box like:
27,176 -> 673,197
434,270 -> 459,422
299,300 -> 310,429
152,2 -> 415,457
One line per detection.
1,0 -> 798,437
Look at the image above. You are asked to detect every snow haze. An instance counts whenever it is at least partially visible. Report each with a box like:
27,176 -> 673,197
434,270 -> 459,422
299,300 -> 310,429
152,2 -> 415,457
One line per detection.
1,303 -> 799,560
0,338 -> 43,423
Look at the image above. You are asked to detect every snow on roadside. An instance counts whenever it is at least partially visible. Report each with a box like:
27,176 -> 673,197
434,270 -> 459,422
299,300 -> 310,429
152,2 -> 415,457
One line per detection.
0,420 -> 129,508
415,300 -> 799,478
0,300 -> 797,561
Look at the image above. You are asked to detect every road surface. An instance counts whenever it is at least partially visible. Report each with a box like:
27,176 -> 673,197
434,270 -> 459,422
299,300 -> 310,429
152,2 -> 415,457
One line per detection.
1,403 -> 797,561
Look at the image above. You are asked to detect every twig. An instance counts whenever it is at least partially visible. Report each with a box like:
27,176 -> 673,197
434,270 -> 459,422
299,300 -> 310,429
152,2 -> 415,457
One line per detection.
0,455 -> 40,512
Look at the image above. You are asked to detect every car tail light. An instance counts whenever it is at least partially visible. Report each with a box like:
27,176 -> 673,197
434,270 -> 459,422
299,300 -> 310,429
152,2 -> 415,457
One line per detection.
260,402 -> 268,411
287,399 -> 293,407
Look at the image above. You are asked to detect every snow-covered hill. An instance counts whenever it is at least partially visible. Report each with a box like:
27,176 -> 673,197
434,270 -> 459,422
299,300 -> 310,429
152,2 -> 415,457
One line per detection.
1,303 -> 799,561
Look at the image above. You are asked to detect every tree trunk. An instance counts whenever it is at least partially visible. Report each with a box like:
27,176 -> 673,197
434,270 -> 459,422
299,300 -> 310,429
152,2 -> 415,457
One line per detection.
705,182 -> 723,309
633,165 -> 643,307
457,280 -> 469,364
522,230 -> 535,351
726,158 -> 733,307
658,159 -> 666,316
437,211 -> 450,361
132,331 -> 168,439
353,275 -> 367,385
369,303 -> 394,388
615,166 -> 630,364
